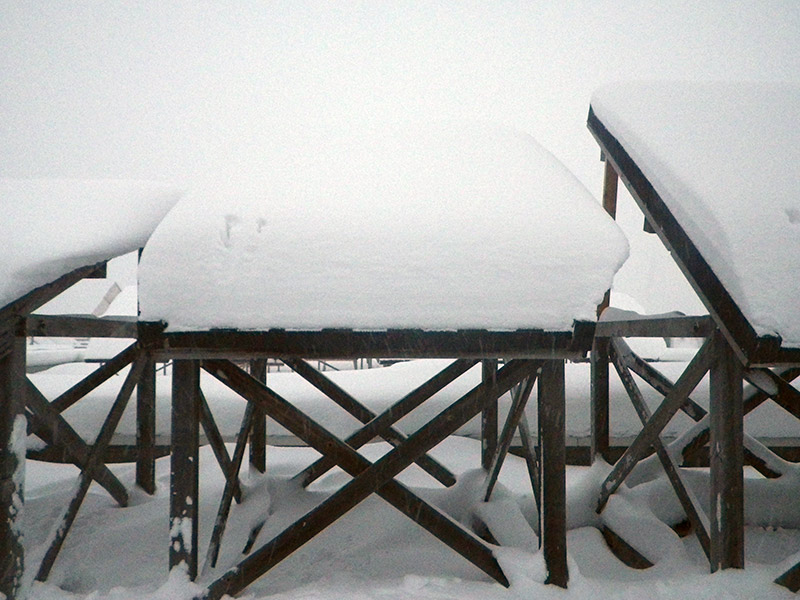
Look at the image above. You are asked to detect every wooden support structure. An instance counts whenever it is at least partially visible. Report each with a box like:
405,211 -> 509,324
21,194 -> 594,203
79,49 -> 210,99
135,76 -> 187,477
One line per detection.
538,360 -> 568,587
590,337 -> 610,463
136,351 -> 157,494
708,330 -> 744,571
248,359 -> 267,474
0,333 -> 25,600
481,359 -> 499,471
170,360 -> 200,579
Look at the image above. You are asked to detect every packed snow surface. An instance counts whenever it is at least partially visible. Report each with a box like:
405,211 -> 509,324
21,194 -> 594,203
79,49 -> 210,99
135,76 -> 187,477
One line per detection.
590,83 -> 800,347
1,179 -> 182,309
138,122 -> 628,331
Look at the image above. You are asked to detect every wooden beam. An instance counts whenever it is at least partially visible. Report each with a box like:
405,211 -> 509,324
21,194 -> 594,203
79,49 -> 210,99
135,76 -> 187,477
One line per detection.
25,379 -> 128,506
709,331 -> 744,572
595,315 -> 715,339
36,357 -> 143,582
284,358 -> 456,487
538,360 -> 568,588
199,391 -> 243,503
249,359 -> 267,474
26,314 -> 137,338
201,359 -> 538,598
484,374 -> 537,501
597,160 -> 619,317
0,333 -> 25,599
597,336 -> 714,511
481,359 -> 498,471
590,337 -> 610,463
136,352 -> 157,494
0,261 -> 107,322
170,360 -> 200,579
140,323 -> 595,361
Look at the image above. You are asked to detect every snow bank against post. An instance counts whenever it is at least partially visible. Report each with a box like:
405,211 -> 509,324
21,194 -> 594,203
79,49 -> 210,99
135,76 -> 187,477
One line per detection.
590,82 -> 800,347
139,122 -> 629,331
1,179 -> 182,309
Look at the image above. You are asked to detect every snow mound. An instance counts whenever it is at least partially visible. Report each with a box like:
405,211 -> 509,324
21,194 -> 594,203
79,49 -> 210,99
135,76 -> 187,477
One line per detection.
2,179 -> 182,309
138,122 -> 628,331
591,82 -> 800,347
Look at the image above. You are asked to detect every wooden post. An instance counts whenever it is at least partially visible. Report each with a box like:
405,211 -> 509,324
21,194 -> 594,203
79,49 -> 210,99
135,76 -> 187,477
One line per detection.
0,332 -> 25,599
590,337 -> 610,463
136,352 -> 157,494
481,359 -> 498,471
597,159 -> 619,317
709,331 -> 744,571
170,360 -> 200,579
249,359 -> 267,474
538,360 -> 568,588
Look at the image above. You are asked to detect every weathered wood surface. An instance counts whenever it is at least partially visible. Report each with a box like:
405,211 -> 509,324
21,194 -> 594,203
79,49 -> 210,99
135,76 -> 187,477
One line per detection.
283,357 -> 456,487
199,359 -> 539,599
709,331 -> 744,572
481,359 -> 498,471
140,323 -> 595,361
26,314 -> 138,338
595,315 -> 715,339
597,336 -> 714,511
136,352 -> 157,494
0,335 -> 25,599
170,360 -> 200,579
596,160 -> 619,316
538,360 -> 568,588
590,337 -> 610,462
249,359 -> 267,474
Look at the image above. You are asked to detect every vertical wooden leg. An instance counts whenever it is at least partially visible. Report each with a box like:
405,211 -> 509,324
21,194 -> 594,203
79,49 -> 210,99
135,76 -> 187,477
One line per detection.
481,359 -> 498,471
136,352 -> 157,494
539,360 -> 568,588
249,359 -> 267,474
591,337 -> 610,463
0,333 -> 25,599
709,331 -> 744,572
170,360 -> 200,579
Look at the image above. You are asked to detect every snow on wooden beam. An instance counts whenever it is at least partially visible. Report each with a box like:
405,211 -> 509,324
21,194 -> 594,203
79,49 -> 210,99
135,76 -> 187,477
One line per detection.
26,314 -> 137,338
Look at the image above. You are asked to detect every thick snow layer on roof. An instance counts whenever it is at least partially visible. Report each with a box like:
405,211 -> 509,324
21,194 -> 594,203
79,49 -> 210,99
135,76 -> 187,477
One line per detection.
1,179 -> 182,309
139,123 -> 628,331
591,83 -> 800,347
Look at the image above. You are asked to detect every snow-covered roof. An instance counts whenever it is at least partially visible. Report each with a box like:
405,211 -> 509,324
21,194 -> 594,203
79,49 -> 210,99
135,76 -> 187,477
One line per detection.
2,179 -> 182,309
590,82 -> 800,349
138,122 -> 629,332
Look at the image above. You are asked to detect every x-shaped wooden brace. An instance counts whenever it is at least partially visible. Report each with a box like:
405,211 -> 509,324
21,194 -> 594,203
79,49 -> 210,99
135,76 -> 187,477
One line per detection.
192,358 -> 540,600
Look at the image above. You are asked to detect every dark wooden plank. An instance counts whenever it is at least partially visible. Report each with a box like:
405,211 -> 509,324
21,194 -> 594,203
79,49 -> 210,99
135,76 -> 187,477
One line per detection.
517,414 -> 541,513
203,401 -> 256,574
597,160 -> 619,316
484,374 -> 537,501
621,345 -> 707,422
249,359 -> 267,474
140,323 -> 596,361
28,443 -> 171,463
597,336 -> 714,511
538,360 -> 568,588
590,337 -> 610,463
742,367 -> 800,415
709,331 -> 744,571
199,391 -> 242,503
201,359 -> 537,599
36,357 -> 143,581
776,561 -> 800,592
0,334 -> 25,598
481,360 -> 499,471
595,315 -> 715,339
136,352 -> 157,494
588,107 -> 800,366
284,358 -> 456,487
610,340 -> 711,560
600,526 -> 654,569
50,343 -> 138,413
294,359 -> 477,488
0,261 -> 106,321
26,314 -> 138,338
170,360 -> 200,580
25,379 -> 128,506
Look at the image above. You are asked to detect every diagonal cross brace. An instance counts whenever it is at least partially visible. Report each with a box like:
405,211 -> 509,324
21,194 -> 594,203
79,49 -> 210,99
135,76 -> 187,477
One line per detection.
283,358 -> 457,487
200,358 -> 538,600
597,336 -> 715,512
